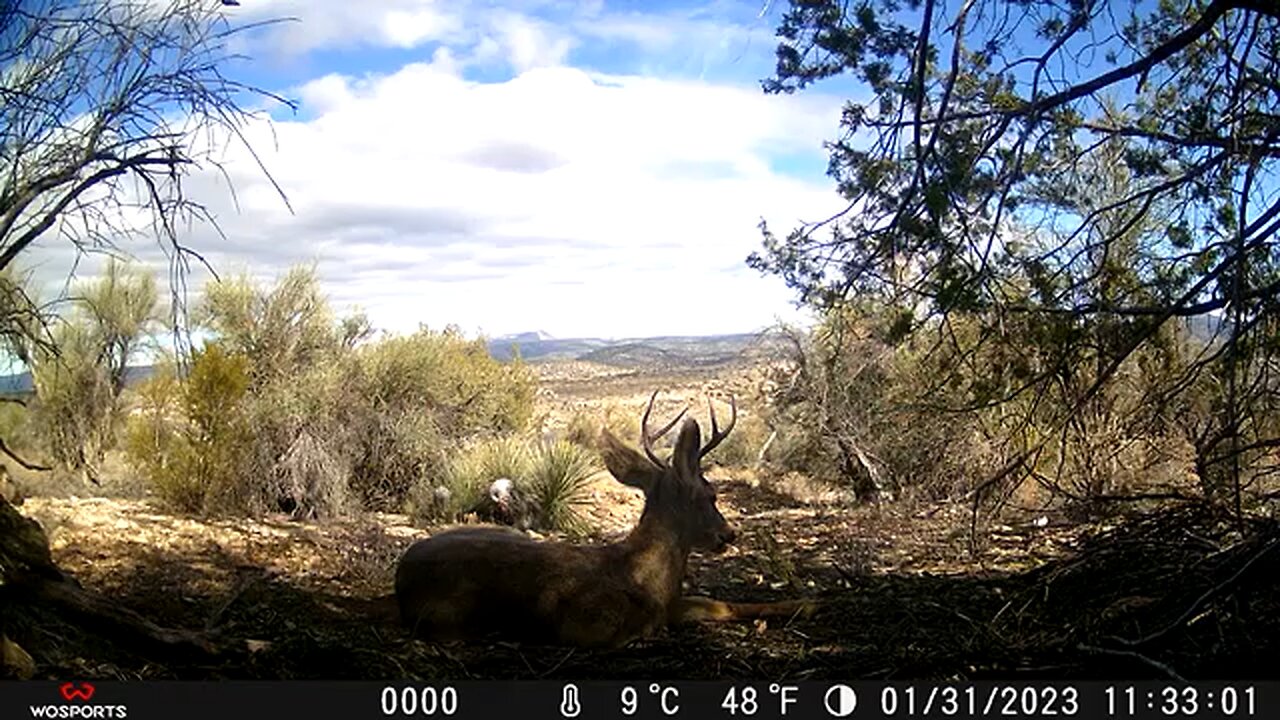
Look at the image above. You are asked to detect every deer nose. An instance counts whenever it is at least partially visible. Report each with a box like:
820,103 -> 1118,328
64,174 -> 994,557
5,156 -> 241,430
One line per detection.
720,527 -> 737,545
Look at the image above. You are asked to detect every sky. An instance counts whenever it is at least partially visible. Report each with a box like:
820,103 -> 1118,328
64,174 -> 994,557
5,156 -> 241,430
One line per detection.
27,0 -> 855,340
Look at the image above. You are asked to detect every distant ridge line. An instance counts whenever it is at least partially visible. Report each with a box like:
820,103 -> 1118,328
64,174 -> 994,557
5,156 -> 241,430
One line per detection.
0,316 -> 1222,391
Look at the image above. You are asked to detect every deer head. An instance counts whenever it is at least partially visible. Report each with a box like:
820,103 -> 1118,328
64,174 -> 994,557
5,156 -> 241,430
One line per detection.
599,391 -> 738,553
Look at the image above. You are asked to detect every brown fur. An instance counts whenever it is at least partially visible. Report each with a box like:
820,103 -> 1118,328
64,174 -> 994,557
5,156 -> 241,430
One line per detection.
394,395 -> 818,648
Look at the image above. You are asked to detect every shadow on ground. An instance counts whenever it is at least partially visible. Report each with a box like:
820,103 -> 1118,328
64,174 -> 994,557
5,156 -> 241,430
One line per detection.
8,485 -> 1280,682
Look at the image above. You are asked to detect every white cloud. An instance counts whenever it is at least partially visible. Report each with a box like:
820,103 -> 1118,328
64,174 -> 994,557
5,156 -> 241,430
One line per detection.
225,0 -> 780,81
381,7 -> 460,48
486,12 -> 575,72
227,1 -> 577,75
225,0 -> 464,56
24,3 -> 847,340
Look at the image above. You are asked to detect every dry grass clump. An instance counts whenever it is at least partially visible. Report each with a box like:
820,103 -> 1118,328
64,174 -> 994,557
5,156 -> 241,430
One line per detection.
407,436 -> 599,535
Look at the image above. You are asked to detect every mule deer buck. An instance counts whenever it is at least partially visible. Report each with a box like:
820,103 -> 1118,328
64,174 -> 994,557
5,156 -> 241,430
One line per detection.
395,391 -> 817,648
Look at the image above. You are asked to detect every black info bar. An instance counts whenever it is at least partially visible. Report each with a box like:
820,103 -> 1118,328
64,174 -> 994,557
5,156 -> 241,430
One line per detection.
2,681 -> 1273,720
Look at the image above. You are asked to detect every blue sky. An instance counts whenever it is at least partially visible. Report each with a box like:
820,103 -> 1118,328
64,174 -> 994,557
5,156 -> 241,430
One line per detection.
29,0 -> 854,340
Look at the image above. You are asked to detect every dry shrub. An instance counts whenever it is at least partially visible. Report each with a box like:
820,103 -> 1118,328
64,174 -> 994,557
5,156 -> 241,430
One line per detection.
341,522 -> 406,592
275,428 -> 357,519
404,476 -> 453,524
567,398 -> 763,472
351,409 -> 450,511
763,303 -> 1275,521
564,410 -> 597,448
704,411 -> 769,469
565,402 -> 634,450
763,312 -> 996,503
0,402 -> 37,466
235,355 -> 365,517
129,268 -> 538,519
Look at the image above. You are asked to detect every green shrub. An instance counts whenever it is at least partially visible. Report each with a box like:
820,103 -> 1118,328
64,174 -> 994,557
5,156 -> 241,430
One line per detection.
200,266 -> 340,386
357,328 -> 535,435
126,345 -> 252,512
123,361 -> 189,506
475,435 -> 535,484
350,327 -> 536,509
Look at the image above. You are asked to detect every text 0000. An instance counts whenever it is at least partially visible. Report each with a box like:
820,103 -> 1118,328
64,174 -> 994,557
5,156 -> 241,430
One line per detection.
380,687 -> 459,716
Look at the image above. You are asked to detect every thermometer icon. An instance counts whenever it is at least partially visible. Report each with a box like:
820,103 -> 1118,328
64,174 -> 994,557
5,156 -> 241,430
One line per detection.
560,684 -> 582,718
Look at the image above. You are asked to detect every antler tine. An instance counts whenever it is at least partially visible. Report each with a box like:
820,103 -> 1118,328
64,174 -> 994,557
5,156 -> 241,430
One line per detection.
698,394 -> 737,459
640,390 -> 686,467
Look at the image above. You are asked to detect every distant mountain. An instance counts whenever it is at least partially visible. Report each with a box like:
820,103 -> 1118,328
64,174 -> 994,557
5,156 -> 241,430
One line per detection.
494,330 -> 556,343
578,342 -> 680,367
0,365 -> 157,396
487,330 -> 793,367
0,371 -> 31,394
486,316 -> 1239,370
0,315 -> 1234,393
1182,314 -> 1226,343
487,335 -> 608,362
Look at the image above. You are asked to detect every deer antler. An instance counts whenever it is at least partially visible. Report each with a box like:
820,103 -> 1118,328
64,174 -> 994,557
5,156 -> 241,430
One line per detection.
698,395 -> 737,459
641,390 -> 687,468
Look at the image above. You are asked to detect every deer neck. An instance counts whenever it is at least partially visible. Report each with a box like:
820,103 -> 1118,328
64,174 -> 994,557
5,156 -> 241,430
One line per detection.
617,508 -> 690,607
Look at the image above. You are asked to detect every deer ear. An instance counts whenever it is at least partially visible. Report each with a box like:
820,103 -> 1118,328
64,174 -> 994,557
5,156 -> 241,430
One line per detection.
599,428 -> 661,493
672,418 -> 702,479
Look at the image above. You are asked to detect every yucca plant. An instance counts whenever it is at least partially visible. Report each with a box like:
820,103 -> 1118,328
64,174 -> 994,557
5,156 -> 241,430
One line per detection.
528,440 -> 600,535
476,435 -> 533,483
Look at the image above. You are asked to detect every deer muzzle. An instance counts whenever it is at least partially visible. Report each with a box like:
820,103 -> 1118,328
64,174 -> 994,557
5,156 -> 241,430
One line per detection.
714,526 -> 737,552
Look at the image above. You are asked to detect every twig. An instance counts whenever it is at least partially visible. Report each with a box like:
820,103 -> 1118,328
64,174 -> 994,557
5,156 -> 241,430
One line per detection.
537,648 -> 577,678
1078,643 -> 1186,682
0,437 -> 50,472
786,627 -> 812,640
514,646 -> 537,676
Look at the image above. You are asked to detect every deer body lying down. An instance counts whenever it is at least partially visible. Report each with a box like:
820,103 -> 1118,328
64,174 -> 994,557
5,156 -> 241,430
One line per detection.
395,393 -> 814,648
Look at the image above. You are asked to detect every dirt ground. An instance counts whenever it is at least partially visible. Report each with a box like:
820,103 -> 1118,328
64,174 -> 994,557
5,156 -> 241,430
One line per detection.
8,361 -> 1280,681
